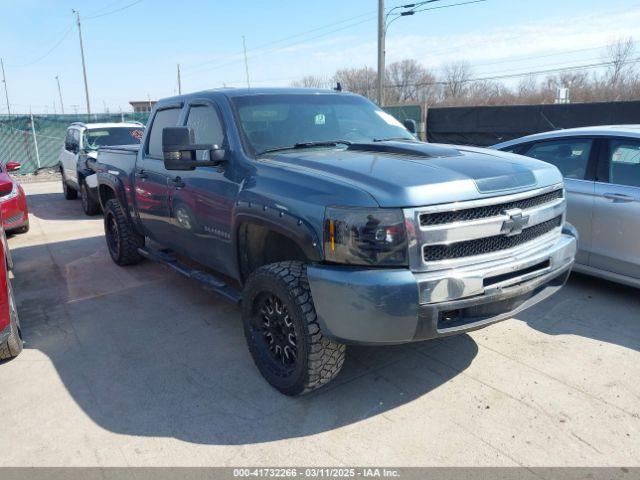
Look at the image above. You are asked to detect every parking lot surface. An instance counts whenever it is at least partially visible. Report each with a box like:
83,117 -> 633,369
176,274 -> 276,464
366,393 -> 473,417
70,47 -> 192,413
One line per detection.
1,180 -> 639,466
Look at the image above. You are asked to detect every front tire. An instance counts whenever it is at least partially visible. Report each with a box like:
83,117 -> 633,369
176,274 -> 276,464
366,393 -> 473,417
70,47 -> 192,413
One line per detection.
242,261 -> 346,396
103,199 -> 145,266
80,181 -> 100,216
0,279 -> 22,361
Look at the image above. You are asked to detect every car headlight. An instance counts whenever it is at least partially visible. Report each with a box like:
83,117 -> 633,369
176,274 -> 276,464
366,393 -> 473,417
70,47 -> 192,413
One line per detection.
323,207 -> 408,266
0,182 -> 18,202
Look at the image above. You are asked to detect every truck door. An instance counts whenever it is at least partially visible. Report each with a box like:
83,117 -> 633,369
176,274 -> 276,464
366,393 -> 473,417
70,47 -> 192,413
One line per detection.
134,106 -> 182,241
590,137 -> 640,280
165,100 -> 239,276
61,128 -> 81,187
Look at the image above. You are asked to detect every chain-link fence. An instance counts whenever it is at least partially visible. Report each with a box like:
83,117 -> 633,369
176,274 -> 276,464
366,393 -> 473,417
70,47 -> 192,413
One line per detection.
0,113 -> 150,174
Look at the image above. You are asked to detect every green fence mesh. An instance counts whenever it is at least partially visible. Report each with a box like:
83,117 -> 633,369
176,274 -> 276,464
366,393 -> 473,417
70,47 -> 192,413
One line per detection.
0,113 -> 150,174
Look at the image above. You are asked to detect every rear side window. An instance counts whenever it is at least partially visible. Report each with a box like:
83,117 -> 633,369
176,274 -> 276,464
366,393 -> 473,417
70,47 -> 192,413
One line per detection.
147,108 -> 181,157
64,129 -> 75,151
524,138 -> 592,180
186,105 -> 225,160
609,138 -> 640,188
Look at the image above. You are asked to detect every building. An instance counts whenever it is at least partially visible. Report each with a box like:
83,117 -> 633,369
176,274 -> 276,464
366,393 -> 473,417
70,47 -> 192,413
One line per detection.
129,100 -> 157,113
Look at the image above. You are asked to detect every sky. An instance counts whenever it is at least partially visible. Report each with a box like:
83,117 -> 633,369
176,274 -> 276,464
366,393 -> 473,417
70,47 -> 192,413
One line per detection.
1,0 -> 639,114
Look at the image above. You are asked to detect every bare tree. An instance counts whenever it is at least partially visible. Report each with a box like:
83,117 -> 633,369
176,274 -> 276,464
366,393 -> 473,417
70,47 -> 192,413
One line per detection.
290,36 -> 640,107
290,75 -> 331,89
605,37 -> 636,88
385,59 -> 438,104
441,61 -> 473,103
333,67 -> 377,100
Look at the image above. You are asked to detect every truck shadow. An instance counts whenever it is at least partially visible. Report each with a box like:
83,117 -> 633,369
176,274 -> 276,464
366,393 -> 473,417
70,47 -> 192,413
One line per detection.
9,235 -> 479,445
517,271 -> 640,352
25,191 -> 97,222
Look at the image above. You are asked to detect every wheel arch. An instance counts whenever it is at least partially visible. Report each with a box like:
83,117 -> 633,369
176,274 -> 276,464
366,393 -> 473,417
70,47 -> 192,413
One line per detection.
234,212 -> 323,283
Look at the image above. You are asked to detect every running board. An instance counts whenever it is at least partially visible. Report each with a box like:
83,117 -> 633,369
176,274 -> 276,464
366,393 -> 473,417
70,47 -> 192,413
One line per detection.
138,247 -> 242,305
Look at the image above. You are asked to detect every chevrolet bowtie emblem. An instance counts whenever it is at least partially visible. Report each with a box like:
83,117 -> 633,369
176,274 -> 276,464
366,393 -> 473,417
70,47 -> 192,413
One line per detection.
501,208 -> 529,236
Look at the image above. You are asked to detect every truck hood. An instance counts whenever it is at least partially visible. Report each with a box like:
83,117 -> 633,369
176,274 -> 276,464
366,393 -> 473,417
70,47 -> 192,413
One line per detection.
265,142 -> 562,208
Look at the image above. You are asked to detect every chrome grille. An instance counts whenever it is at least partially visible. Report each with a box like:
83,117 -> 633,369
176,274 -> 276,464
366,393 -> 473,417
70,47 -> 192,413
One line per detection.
405,185 -> 566,272
420,189 -> 563,226
423,216 -> 562,262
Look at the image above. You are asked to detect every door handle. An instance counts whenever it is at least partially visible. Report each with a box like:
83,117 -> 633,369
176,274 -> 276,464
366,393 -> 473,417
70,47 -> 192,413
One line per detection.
603,192 -> 635,202
135,169 -> 147,179
171,176 -> 185,188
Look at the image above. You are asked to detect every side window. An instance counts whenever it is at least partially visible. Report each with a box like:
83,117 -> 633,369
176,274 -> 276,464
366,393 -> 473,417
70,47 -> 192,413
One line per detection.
500,145 -> 524,154
64,129 -> 74,151
147,108 -> 181,157
72,129 -> 81,150
186,105 -> 225,160
608,138 -> 640,188
524,138 -> 592,180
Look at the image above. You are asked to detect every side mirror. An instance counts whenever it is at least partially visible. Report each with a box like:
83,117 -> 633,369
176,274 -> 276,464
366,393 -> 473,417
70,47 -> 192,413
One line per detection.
6,162 -> 21,172
0,179 -> 13,196
403,119 -> 417,134
162,127 -> 226,171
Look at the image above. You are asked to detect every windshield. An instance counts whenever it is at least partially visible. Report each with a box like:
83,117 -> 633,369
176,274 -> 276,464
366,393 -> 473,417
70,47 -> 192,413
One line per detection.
82,127 -> 145,151
231,94 -> 415,155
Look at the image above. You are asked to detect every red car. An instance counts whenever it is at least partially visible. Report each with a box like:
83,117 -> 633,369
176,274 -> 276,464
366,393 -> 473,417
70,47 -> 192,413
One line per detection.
0,162 -> 29,234
0,209 -> 22,360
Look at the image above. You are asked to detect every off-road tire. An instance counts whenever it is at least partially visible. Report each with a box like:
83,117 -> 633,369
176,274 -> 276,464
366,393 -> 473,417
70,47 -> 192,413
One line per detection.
242,261 -> 346,396
80,181 -> 100,216
0,279 -> 22,360
61,171 -> 78,200
103,199 -> 145,266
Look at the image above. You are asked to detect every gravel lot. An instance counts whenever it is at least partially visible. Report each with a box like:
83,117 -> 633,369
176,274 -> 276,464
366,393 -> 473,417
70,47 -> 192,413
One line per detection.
1,180 -> 639,467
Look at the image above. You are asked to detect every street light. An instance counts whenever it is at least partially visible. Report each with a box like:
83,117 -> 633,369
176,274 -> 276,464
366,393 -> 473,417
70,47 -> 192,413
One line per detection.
377,1 -> 437,106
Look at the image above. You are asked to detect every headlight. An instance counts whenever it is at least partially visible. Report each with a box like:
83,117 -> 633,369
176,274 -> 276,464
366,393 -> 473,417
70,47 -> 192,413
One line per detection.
0,182 -> 18,203
323,207 -> 408,266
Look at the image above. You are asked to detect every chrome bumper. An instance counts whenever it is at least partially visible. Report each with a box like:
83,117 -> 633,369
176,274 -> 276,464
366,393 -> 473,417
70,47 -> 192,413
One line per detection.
416,231 -> 577,304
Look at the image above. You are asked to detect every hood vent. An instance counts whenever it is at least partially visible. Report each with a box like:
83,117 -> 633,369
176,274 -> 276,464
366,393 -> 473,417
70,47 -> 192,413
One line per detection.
347,141 -> 461,158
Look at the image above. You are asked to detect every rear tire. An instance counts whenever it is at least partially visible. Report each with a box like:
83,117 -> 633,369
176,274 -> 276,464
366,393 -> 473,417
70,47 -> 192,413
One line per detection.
242,261 -> 346,396
12,221 -> 29,235
0,279 -> 22,361
80,181 -> 100,216
103,199 -> 145,266
62,171 -> 78,200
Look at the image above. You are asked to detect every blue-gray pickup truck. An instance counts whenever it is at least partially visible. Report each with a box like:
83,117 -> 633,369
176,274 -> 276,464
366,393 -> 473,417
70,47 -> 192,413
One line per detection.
95,88 -> 577,395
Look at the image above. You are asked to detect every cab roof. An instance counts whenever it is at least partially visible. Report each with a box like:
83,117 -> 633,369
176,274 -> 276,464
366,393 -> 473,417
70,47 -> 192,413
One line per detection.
156,87 -> 356,107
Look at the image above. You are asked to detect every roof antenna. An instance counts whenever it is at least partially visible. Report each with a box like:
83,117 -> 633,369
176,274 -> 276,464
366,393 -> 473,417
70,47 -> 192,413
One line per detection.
334,82 -> 342,92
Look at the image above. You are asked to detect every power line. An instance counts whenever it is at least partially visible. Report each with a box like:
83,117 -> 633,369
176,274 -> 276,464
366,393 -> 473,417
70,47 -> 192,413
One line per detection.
384,57 -> 640,88
6,23 -> 74,68
459,42 -> 630,70
84,0 -> 144,20
182,16 -> 378,78
411,0 -> 487,14
181,11 -> 379,73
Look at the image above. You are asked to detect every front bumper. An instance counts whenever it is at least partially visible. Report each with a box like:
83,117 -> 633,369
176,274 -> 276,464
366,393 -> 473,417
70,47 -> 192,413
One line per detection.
1,192 -> 29,232
307,230 -> 576,345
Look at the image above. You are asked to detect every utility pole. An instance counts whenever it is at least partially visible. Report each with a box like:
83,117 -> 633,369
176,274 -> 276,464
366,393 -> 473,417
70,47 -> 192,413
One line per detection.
55,75 -> 65,114
73,10 -> 91,114
1,58 -> 11,116
242,36 -> 251,89
177,64 -> 182,94
376,0 -> 385,106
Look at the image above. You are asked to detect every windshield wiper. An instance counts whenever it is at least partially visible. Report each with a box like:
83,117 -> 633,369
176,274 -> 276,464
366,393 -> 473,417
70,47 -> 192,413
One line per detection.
372,137 -> 418,143
258,140 -> 351,155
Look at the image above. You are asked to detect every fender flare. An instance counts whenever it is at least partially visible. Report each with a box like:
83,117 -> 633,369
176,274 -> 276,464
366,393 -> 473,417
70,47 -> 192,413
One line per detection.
96,172 -> 132,221
232,204 -> 323,266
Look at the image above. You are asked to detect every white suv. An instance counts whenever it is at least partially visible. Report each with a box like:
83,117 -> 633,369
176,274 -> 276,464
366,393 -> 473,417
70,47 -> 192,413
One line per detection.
58,122 -> 145,215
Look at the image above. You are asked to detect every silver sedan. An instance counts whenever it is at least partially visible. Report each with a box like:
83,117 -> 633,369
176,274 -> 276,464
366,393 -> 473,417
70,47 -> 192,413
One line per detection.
493,125 -> 640,288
